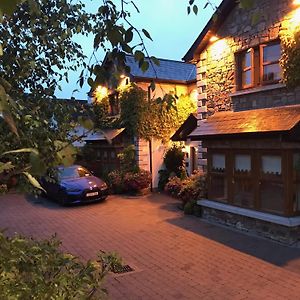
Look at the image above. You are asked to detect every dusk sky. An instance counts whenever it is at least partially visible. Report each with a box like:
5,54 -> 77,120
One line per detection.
55,0 -> 222,100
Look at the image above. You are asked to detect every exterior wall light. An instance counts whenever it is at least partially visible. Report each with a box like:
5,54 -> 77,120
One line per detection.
294,0 -> 300,6
94,85 -> 108,102
209,35 -> 219,43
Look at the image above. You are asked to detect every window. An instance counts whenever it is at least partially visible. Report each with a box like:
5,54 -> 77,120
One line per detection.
233,154 -> 254,208
261,43 -> 281,84
260,155 -> 284,214
241,49 -> 254,88
236,40 -> 281,90
293,153 -> 300,213
209,153 -> 227,202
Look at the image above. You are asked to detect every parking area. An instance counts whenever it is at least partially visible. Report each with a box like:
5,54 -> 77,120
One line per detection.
1,193 -> 300,299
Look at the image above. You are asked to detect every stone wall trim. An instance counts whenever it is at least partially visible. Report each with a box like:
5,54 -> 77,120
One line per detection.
229,83 -> 286,97
197,199 -> 300,227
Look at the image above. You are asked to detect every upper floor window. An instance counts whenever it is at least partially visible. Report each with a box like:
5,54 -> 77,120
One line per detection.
236,40 -> 281,90
261,43 -> 281,83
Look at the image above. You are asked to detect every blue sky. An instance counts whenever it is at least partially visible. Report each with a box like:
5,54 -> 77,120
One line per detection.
55,0 -> 222,100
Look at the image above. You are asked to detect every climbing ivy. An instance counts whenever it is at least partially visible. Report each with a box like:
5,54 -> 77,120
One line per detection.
94,84 -> 196,142
280,26 -> 300,89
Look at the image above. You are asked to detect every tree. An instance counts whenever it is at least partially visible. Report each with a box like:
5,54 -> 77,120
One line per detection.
0,0 -> 255,192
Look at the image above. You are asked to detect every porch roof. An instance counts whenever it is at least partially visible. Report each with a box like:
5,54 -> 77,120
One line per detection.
71,127 -> 125,147
171,113 -> 198,141
189,105 -> 300,140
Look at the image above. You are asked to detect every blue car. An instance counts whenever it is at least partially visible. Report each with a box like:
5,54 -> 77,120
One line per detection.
42,165 -> 108,205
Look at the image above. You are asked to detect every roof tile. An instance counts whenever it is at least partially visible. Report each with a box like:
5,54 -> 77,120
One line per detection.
189,105 -> 300,139
125,55 -> 196,82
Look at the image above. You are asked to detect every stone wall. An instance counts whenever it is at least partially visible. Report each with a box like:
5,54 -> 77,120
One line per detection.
201,206 -> 300,245
196,0 -> 300,115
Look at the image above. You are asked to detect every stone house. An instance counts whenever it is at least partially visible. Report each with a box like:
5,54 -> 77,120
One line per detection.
88,54 -> 197,188
184,0 -> 300,243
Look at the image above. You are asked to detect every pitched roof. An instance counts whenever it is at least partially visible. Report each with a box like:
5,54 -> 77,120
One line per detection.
189,105 -> 300,140
183,0 -> 236,62
125,55 -> 196,83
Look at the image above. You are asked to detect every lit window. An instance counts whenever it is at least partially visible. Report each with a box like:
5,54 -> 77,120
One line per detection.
236,40 -> 281,90
241,49 -> 253,88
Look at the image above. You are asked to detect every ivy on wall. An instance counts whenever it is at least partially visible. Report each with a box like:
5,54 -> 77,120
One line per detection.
280,26 -> 300,88
93,84 -> 196,142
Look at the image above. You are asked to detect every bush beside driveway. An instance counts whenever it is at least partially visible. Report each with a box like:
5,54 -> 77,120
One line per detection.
1,193 -> 300,299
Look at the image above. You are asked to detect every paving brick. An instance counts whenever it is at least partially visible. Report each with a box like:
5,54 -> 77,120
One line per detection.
1,193 -> 300,299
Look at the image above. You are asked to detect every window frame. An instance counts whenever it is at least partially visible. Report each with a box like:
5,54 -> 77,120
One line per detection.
241,48 -> 255,89
260,42 -> 281,85
207,148 -> 293,216
236,40 -> 281,91
208,150 -> 230,203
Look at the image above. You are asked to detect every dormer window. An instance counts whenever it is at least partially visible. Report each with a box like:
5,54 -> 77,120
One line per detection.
236,40 -> 281,90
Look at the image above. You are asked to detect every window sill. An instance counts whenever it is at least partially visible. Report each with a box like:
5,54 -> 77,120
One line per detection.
230,83 -> 286,97
197,199 -> 300,227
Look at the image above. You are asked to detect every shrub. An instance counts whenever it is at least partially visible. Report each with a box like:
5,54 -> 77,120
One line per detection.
165,170 -> 207,206
158,144 -> 185,191
158,169 -> 169,191
124,170 -> 151,193
118,145 -> 138,173
164,145 -> 184,176
108,169 -> 151,194
0,232 -> 122,299
178,170 -> 207,204
164,176 -> 184,197
107,170 -> 126,194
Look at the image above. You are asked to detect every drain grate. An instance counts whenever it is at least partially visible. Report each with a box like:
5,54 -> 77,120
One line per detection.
112,264 -> 134,274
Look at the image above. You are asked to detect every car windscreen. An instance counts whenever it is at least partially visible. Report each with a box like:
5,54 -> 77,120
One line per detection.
58,167 -> 91,180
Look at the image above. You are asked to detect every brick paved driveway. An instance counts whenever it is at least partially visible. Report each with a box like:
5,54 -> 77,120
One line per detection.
1,193 -> 300,299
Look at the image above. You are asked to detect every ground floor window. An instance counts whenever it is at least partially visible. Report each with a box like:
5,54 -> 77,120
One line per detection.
210,153 -> 227,202
293,153 -> 300,212
208,149 -> 298,216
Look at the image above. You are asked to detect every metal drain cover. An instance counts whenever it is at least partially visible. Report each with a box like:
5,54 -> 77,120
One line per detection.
112,264 -> 134,274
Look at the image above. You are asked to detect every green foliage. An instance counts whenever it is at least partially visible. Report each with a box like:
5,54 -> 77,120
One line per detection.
0,231 -> 122,299
158,169 -> 170,191
0,0 -> 96,192
158,144 -> 186,190
118,145 -> 138,173
281,27 -> 300,88
164,176 -> 184,197
124,169 -> 151,193
107,169 -> 151,194
107,170 -> 126,194
0,98 -> 81,194
0,0 -> 154,193
165,170 -> 207,207
95,84 -> 196,143
178,170 -> 207,204
93,97 -> 116,129
164,144 -> 185,176
119,84 -> 148,137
